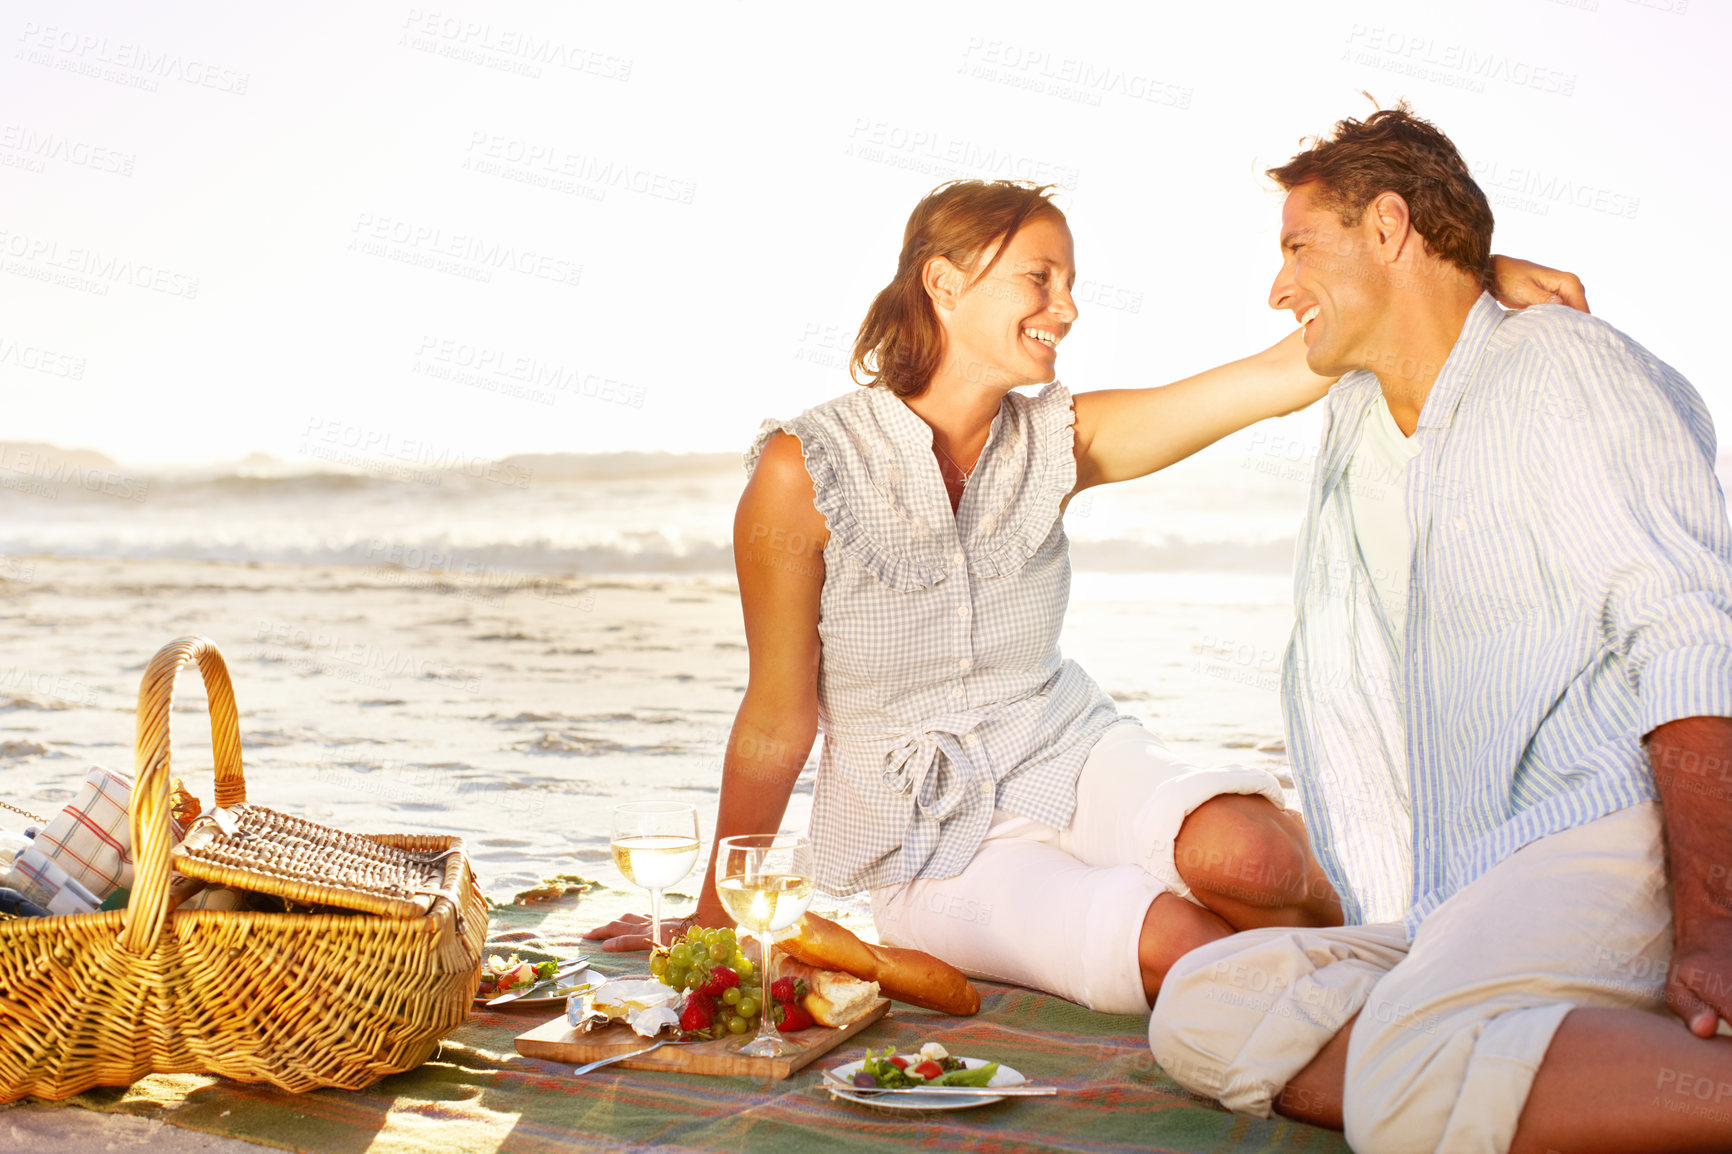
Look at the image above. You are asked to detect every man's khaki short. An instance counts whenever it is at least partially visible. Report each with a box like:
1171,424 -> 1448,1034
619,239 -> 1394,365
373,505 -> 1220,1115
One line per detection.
1149,803 -> 1676,1153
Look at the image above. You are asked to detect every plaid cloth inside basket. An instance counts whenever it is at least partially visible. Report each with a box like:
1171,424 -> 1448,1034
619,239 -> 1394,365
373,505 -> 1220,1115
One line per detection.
33,765 -> 140,899
11,849 -> 101,915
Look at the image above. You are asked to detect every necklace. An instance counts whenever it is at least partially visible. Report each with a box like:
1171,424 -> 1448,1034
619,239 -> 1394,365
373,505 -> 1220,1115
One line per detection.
933,442 -> 976,486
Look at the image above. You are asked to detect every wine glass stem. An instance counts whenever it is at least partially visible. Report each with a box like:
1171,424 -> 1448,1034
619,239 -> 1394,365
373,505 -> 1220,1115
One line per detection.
754,928 -> 779,1048
648,887 -> 663,950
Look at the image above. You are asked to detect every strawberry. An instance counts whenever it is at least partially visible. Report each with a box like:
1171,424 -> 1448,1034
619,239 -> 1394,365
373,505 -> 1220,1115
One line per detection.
679,993 -> 715,1034
775,1002 -> 814,1032
701,965 -> 739,997
770,977 -> 797,1004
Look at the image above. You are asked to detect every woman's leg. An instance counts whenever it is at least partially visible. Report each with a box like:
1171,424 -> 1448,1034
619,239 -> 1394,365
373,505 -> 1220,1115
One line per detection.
872,821 -> 1184,1014
1064,723 -> 1342,931
1137,892 -> 1234,1005
1172,794 -> 1343,930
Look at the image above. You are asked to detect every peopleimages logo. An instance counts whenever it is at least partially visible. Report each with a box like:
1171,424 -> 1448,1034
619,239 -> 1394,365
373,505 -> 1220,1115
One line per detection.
299,417 -> 535,489
0,230 -> 199,299
957,38 -> 1194,110
1343,25 -> 1577,96
843,119 -> 1082,190
462,133 -> 696,205
0,335 -> 86,380
347,213 -> 583,289
0,445 -> 148,502
16,22 -> 250,94
413,336 -> 647,408
397,10 -> 632,81
0,125 -> 135,176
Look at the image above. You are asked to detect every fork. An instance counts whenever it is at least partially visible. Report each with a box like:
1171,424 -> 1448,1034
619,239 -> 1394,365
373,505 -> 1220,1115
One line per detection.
571,1037 -> 696,1076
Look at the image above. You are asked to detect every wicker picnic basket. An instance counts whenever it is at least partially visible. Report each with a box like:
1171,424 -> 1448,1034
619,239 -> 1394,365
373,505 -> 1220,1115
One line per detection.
0,636 -> 486,1102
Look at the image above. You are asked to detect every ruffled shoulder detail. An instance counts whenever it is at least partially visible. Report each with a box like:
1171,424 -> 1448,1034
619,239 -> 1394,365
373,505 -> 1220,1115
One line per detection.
966,382 -> 1077,579
743,392 -> 945,592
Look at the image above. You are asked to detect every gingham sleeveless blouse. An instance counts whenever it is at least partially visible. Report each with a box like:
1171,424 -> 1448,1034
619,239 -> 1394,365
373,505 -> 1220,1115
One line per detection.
745,382 -> 1124,895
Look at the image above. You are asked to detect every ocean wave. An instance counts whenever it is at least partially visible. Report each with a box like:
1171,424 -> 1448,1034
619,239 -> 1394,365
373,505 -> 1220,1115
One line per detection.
130,451 -> 744,498
0,531 -> 1295,576
0,533 -> 739,575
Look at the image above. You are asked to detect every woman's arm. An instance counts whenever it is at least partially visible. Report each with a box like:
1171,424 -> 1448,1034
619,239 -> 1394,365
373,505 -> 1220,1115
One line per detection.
1489,254 -> 1589,313
1070,255 -> 1589,494
586,432 -> 828,950
1071,326 -> 1329,492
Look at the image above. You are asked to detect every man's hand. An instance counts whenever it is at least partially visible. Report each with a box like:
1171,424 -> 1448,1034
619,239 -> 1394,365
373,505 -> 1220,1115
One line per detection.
1669,917 -> 1732,1038
1489,255 -> 1591,313
1648,716 -> 1732,1036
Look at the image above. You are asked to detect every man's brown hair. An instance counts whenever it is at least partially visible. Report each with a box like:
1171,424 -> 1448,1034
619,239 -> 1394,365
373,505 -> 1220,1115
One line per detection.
1267,101 -> 1494,288
852,180 -> 1063,398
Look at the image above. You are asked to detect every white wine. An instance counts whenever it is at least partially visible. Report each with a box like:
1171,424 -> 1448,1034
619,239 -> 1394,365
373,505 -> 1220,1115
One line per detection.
611,835 -> 700,890
716,874 -> 814,933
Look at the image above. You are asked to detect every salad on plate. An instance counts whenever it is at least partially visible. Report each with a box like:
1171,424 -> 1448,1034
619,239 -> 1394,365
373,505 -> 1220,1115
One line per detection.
475,953 -> 561,1000
852,1042 -> 1000,1089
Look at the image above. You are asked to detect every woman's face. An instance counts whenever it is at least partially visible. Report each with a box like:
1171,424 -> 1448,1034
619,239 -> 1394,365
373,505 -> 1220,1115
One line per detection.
938,213 -> 1077,391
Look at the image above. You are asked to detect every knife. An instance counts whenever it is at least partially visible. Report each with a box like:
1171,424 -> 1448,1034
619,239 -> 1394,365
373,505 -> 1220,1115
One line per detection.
485,960 -> 590,1005
822,1074 -> 1059,1097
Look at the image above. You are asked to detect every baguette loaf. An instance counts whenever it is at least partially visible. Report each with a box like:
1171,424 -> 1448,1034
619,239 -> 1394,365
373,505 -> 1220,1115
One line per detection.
780,912 -> 980,1016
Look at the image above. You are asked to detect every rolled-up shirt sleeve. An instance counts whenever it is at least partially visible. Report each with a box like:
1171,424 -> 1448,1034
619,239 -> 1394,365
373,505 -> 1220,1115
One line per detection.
1541,330 -> 1732,734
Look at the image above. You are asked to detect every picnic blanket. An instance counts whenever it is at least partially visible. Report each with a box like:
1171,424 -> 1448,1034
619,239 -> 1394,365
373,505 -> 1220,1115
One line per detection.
36,903 -> 1349,1153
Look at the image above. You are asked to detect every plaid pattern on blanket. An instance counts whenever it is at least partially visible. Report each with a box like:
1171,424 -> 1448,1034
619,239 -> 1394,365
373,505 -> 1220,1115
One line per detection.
53,908 -> 1349,1154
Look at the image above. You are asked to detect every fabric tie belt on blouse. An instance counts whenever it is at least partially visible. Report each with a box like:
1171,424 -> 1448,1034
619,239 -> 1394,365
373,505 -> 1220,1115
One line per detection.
827,711 -> 996,882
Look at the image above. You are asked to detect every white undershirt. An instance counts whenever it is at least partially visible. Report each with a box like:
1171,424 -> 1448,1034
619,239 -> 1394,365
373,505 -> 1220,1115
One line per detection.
1344,394 -> 1425,648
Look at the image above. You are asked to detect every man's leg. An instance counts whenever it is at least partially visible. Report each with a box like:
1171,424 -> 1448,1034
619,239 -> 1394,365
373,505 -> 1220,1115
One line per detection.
1147,922 -> 1407,1116
1274,1010 -> 1356,1128
1339,803 -> 1732,1154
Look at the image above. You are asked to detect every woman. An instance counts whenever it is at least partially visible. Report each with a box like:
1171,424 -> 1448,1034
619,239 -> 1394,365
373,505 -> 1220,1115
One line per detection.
589,181 -> 1581,1012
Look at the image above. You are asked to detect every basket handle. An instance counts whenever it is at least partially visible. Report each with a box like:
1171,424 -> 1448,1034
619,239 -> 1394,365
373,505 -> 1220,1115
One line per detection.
120,636 -> 247,954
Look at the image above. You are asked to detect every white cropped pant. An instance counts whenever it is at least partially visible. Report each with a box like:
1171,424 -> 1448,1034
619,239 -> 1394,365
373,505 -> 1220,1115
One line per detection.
870,721 -> 1286,1015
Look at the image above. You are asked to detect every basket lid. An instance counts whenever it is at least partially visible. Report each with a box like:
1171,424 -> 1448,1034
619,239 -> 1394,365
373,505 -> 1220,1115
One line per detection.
171,804 -> 460,918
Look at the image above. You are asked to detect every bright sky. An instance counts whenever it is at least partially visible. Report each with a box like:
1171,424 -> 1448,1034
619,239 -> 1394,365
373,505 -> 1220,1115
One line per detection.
2,0 -> 1722,465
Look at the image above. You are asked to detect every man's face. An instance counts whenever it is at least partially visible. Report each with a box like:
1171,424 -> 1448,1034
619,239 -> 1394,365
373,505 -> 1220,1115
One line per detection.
1268,182 -> 1383,377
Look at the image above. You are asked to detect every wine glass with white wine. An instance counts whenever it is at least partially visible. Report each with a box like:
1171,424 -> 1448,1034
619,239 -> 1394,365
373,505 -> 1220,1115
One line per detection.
716,833 -> 814,1058
610,802 -> 701,950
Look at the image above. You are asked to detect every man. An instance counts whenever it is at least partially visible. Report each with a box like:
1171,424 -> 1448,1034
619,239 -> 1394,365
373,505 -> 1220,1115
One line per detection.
1149,104 -> 1732,1153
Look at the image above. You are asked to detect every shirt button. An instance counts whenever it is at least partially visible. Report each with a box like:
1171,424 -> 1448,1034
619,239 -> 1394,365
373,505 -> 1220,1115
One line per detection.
952,685 -> 964,697
956,604 -> 969,618
952,551 -> 965,566
958,658 -> 972,672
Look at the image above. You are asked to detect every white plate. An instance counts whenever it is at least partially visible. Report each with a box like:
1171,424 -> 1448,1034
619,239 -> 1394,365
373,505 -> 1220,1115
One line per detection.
475,966 -> 600,1012
824,1056 -> 1026,1111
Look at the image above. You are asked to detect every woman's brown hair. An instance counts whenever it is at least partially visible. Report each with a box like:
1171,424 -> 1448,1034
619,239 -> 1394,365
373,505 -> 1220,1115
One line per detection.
851,180 -> 1064,398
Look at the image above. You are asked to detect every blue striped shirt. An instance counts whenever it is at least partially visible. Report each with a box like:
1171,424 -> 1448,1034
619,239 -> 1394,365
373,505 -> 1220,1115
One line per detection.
1284,293 -> 1732,932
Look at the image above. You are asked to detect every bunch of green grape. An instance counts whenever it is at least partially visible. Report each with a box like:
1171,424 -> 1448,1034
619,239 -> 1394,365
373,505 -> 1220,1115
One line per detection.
650,924 -> 765,1036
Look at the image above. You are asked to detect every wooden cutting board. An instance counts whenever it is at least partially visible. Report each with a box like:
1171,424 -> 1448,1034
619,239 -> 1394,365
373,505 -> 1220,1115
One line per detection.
515,999 -> 890,1079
